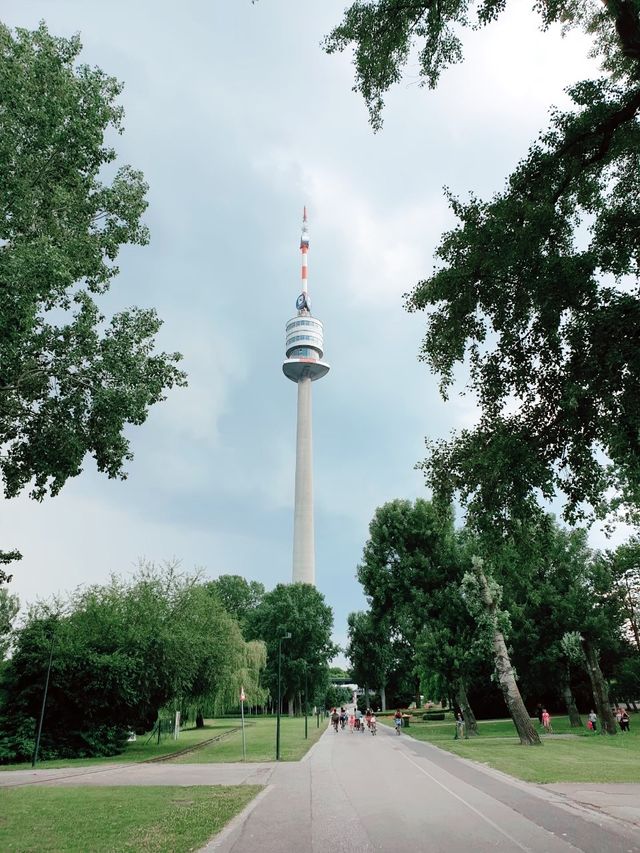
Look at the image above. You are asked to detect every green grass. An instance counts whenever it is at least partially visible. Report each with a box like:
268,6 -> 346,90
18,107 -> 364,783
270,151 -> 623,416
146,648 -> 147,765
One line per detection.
0,785 -> 261,852
0,722 -> 236,772
381,715 -> 640,783
171,714 -> 325,763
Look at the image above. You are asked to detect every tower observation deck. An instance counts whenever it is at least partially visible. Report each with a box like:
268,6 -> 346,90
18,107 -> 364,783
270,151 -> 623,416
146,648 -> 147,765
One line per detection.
282,209 -> 330,586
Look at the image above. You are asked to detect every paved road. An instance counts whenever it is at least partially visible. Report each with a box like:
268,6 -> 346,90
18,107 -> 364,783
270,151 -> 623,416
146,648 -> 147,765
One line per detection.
3,723 -> 639,852
206,723 -> 640,853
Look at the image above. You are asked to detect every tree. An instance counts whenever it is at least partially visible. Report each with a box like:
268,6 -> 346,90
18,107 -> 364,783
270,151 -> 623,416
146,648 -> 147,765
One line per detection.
607,538 -> 640,651
357,499 -> 480,715
325,3 -> 640,528
461,557 -> 541,745
346,611 -> 392,710
0,588 -> 19,660
247,583 -> 338,716
206,575 -> 265,633
0,23 -> 186,566
0,564 -> 250,761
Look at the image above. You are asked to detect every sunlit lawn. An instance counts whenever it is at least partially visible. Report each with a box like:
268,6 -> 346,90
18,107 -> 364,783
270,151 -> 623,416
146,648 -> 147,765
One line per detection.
0,721 -> 236,772
0,785 -> 260,852
171,714 -> 326,763
381,714 -> 640,783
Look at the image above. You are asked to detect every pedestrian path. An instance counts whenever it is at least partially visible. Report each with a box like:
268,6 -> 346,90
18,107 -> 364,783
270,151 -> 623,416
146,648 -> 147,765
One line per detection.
205,723 -> 640,853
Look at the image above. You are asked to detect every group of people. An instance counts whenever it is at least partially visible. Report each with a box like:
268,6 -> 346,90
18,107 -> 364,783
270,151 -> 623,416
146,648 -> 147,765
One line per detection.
614,707 -> 631,732
535,704 -> 631,733
329,707 -> 378,734
585,707 -> 631,732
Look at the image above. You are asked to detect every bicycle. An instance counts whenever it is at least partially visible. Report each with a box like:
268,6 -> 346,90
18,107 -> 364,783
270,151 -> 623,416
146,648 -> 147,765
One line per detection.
370,720 -> 377,736
394,718 -> 402,735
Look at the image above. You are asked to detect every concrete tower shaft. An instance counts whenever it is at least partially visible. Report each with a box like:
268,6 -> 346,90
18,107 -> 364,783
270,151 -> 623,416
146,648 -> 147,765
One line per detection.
282,209 -> 330,586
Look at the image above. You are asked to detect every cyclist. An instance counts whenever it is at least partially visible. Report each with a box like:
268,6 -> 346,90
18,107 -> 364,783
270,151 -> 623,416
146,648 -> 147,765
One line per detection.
354,707 -> 362,731
365,708 -> 373,729
394,709 -> 403,735
370,713 -> 377,736
340,707 -> 347,729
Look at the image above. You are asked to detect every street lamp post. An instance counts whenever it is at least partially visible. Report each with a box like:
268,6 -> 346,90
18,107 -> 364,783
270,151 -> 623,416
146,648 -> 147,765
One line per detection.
32,624 -> 56,768
276,632 -> 291,761
304,665 -> 308,740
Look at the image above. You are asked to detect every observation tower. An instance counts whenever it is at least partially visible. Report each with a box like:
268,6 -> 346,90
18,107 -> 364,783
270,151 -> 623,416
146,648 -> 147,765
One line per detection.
282,208 -> 330,586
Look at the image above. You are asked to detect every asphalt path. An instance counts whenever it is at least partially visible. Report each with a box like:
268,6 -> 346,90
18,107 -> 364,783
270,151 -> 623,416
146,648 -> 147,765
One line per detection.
207,722 -> 640,853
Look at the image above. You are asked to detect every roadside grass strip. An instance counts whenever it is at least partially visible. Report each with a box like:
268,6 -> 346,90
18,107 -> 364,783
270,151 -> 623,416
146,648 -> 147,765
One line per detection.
0,785 -> 261,852
171,714 -> 326,763
380,715 -> 640,783
0,722 -> 236,772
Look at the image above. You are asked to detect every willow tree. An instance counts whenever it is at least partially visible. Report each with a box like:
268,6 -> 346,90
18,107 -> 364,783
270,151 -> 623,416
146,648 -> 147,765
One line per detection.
0,23 -> 186,569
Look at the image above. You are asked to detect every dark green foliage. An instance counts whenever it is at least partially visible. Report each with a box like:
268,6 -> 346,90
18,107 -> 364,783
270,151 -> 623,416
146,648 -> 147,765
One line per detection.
322,1 -> 624,130
0,567 -> 247,763
325,685 -> 352,709
346,610 -> 392,695
326,2 -> 640,529
0,22 -> 186,559
206,575 -> 265,633
246,583 -> 338,711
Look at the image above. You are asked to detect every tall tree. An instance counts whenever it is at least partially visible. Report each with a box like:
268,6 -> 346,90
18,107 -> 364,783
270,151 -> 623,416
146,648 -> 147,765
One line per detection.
247,583 -> 338,716
357,499 -> 482,717
0,22 -> 186,568
0,588 -> 19,660
607,537 -> 640,651
206,575 -> 265,633
461,557 -> 541,745
346,611 -> 392,709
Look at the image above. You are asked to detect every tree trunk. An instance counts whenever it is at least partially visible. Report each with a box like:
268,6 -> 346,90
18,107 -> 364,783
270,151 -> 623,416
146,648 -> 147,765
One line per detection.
364,684 -> 370,708
582,640 -> 617,735
195,710 -> 204,729
380,684 -> 387,712
287,695 -> 294,717
455,678 -> 478,736
561,681 -> 582,728
474,559 -> 541,745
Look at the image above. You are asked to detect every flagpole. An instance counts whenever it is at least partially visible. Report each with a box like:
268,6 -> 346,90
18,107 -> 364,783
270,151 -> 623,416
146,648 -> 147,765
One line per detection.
240,687 -> 246,761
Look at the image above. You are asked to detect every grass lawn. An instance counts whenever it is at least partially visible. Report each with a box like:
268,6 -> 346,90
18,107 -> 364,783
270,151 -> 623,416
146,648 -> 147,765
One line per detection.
0,721 -> 237,772
381,715 -> 640,783
171,714 -> 326,763
0,785 -> 261,853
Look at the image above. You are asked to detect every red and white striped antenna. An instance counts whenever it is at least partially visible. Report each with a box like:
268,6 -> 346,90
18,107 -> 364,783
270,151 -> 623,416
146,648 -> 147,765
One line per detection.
300,206 -> 309,295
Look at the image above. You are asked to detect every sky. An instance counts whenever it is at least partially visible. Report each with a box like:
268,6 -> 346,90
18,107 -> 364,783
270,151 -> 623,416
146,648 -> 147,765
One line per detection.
1,1 -> 630,660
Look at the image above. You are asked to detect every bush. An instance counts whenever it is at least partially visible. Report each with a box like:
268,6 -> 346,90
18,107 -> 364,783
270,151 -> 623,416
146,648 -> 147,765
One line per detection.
423,712 -> 445,721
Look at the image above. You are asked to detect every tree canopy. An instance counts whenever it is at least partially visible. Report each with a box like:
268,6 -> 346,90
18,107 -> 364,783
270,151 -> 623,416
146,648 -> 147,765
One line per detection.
247,583 -> 338,713
0,564 -> 256,763
325,2 -> 640,529
0,22 -> 186,568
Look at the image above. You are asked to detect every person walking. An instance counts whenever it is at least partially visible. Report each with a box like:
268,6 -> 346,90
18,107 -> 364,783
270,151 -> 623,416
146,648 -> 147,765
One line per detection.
541,709 -> 553,734
455,711 -> 465,740
588,709 -> 598,732
331,708 -> 340,732
620,709 -> 630,732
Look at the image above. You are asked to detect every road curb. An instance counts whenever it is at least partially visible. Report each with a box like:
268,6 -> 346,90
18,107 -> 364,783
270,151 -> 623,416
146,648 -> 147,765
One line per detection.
198,784 -> 275,852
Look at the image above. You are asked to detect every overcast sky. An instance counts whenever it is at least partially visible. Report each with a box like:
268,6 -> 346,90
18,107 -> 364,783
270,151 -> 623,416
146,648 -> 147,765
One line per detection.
1,1 -> 627,659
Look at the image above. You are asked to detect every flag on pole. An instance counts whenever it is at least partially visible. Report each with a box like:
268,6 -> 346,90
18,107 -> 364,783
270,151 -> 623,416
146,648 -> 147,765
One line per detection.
240,686 -> 246,702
